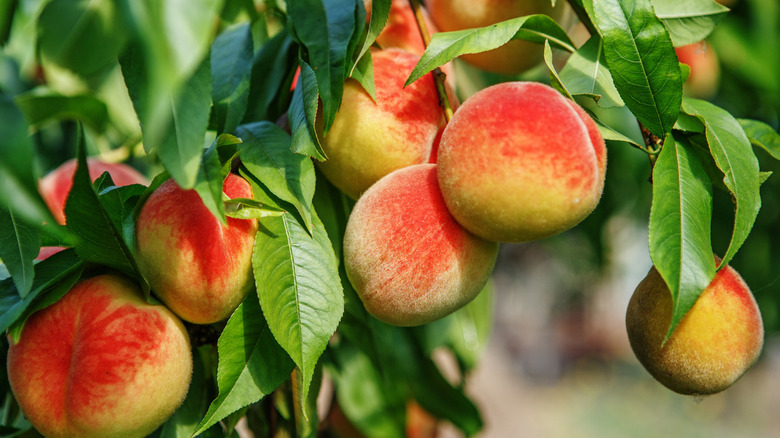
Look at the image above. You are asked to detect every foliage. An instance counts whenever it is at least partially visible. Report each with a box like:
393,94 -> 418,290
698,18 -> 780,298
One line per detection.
0,0 -> 779,436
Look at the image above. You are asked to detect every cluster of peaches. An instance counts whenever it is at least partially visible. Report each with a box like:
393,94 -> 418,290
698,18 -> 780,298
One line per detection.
3,1 -> 764,437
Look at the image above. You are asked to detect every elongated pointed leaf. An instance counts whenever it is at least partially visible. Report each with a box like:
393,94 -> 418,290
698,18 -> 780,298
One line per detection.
15,93 -> 109,132
651,0 -> 729,47
253,212 -> 343,408
0,207 -> 38,297
739,118 -> 780,161
237,122 -> 315,232
559,36 -> 624,108
588,0 -> 682,137
682,99 -> 761,268
289,61 -> 325,160
649,134 -> 716,339
244,31 -> 297,123
407,14 -> 575,85
352,0 -> 389,75
193,293 -> 295,435
211,23 -> 253,134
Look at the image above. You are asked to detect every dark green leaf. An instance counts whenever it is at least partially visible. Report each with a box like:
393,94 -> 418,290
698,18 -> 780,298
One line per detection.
682,99 -> 761,267
253,211 -> 343,409
238,121 -> 315,232
243,30 -> 297,123
739,118 -> 780,161
559,36 -> 624,108
289,61 -> 326,160
648,134 -> 715,339
651,0 -> 729,47
352,0 -> 389,76
406,14 -> 575,85
588,0 -> 682,137
211,23 -> 253,134
37,0 -> 128,77
0,207 -> 38,297
194,293 -> 295,435
287,0 -> 356,133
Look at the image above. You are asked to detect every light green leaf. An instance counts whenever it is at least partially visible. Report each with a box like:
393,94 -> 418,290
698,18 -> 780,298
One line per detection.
651,0 -> 729,47
15,92 -> 109,132
352,0 -> 389,76
559,36 -> 624,108
543,40 -> 573,100
194,293 -> 295,435
682,99 -> 761,268
739,118 -> 780,161
237,121 -> 316,232
253,211 -> 343,410
407,14 -> 575,85
588,0 -> 682,137
648,134 -> 716,339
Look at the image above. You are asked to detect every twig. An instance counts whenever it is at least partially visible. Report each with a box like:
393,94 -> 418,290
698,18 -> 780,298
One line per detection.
409,0 -> 453,122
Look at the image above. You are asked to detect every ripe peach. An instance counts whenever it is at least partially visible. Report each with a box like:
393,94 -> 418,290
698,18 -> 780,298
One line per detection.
425,0 -> 565,75
39,158 -> 149,225
343,164 -> 498,327
626,262 -> 764,395
135,173 -> 258,324
317,48 -> 444,199
7,274 -> 192,438
675,41 -> 720,99
437,81 -> 606,243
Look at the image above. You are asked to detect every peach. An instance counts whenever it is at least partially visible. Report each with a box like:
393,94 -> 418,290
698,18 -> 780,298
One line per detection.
317,48 -> 444,199
626,262 -> 764,395
437,81 -> 606,243
135,173 -> 258,324
39,157 -> 149,225
675,41 -> 720,99
425,0 -> 565,75
7,274 -> 192,438
343,164 -> 498,326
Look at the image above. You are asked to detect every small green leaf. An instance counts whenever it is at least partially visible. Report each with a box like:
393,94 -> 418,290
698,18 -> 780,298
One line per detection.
193,293 -> 295,435
350,49 -> 376,102
289,61 -> 326,160
237,121 -> 316,232
224,198 -> 285,220
0,207 -> 39,297
193,140 -> 229,225
253,211 -> 343,409
559,36 -> 624,108
211,23 -> 253,134
651,0 -> 729,47
543,40 -> 573,100
739,118 -> 780,160
649,134 -> 716,340
682,99 -> 761,267
352,0 -> 389,76
406,14 -> 575,85
588,0 -> 682,137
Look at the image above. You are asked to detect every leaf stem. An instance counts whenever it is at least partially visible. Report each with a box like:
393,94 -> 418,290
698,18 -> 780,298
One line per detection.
409,0 -> 453,123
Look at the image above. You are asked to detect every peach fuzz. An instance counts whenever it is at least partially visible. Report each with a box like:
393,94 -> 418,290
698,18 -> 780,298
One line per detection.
437,81 -> 606,243
343,164 -> 498,327
135,173 -> 258,324
425,0 -> 565,75
316,48 -> 444,199
39,157 -> 149,225
626,262 -> 763,395
7,274 -> 192,438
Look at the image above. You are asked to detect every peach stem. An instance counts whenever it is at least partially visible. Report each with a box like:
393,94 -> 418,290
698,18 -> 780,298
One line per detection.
409,0 -> 453,123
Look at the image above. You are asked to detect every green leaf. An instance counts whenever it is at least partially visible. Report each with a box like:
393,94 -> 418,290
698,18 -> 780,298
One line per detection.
243,30 -> 297,124
37,0 -> 128,77
588,0 -> 682,137
559,36 -> 625,108
352,0 -> 389,76
289,61 -> 326,160
682,99 -> 761,268
237,121 -> 316,232
0,94 -> 56,230
292,364 -> 321,436
193,293 -> 295,436
739,118 -> 780,161
350,48 -> 375,102
14,92 -> 109,132
543,40 -> 573,100
651,0 -> 729,47
211,23 -> 253,134
253,211 -> 343,409
193,139 -> 230,226
287,0 -> 356,133
64,130 -> 141,279
406,14 -> 575,85
648,134 -> 716,340
224,198 -> 285,220
0,207 -> 39,297
1,249 -> 84,341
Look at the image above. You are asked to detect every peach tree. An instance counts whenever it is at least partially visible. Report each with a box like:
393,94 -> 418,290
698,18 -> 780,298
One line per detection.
0,0 -> 779,436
